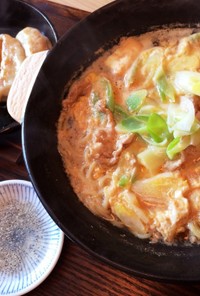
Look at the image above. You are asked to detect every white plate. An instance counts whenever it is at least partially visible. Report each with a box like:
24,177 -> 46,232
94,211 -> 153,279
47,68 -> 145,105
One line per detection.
0,180 -> 64,296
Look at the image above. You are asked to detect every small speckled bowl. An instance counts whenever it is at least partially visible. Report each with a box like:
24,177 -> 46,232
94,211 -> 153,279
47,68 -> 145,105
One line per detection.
0,180 -> 64,296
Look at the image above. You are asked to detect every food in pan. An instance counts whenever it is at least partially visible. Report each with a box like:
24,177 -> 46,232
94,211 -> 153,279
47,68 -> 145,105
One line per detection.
58,28 -> 200,244
0,27 -> 52,102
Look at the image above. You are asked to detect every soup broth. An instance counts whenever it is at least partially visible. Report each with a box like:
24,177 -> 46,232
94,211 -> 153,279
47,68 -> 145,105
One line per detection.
58,28 -> 200,244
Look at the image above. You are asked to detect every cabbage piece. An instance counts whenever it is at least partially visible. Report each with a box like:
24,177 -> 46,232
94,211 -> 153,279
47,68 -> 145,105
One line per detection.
111,191 -> 150,238
178,32 -> 200,54
137,146 -> 167,175
167,96 -> 198,138
105,37 -> 142,75
138,104 -> 164,116
132,172 -> 189,208
174,71 -> 200,96
165,33 -> 200,76
124,60 -> 138,88
188,221 -> 200,240
153,197 -> 188,242
124,47 -> 163,88
187,32 -> 200,42
166,136 -> 190,160
126,89 -> 147,111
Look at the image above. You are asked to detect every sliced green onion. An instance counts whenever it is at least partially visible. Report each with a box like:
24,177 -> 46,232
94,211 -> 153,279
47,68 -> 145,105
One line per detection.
154,66 -> 175,102
147,113 -> 169,143
101,77 -> 115,112
140,135 -> 168,146
126,89 -> 147,111
166,136 -> 190,160
117,115 -> 148,133
113,104 -> 128,121
118,175 -> 130,187
135,115 -> 149,122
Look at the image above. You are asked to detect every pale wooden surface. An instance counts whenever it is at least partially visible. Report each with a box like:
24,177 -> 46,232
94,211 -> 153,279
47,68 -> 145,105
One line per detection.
47,0 -> 114,12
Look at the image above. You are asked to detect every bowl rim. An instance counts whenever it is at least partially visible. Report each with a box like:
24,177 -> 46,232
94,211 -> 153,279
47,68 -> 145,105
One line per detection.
22,0 -> 200,282
0,179 -> 64,296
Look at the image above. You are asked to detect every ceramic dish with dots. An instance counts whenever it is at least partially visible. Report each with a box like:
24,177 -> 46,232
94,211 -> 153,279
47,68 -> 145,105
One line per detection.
0,180 -> 64,296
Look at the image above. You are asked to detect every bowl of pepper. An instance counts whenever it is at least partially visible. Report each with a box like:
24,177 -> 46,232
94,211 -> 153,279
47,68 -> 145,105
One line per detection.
0,180 -> 64,296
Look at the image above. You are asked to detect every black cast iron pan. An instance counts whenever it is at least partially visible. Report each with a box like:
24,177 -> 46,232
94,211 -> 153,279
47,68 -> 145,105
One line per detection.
22,0 -> 200,281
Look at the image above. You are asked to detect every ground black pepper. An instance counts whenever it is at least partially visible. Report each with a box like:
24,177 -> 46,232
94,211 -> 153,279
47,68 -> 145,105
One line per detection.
0,200 -> 44,274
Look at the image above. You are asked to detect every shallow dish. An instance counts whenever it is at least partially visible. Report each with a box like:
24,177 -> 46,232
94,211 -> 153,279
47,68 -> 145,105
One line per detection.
0,0 -> 57,134
22,0 -> 200,281
0,180 -> 64,296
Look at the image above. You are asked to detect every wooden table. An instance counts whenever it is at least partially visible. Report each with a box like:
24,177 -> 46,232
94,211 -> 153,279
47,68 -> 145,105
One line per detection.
1,1 -> 200,295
